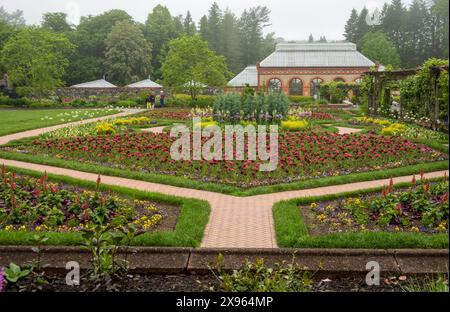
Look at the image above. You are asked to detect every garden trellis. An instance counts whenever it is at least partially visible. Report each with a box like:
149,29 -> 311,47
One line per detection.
365,63 -> 449,130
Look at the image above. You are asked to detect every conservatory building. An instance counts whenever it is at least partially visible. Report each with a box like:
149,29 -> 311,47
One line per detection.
228,42 -> 375,97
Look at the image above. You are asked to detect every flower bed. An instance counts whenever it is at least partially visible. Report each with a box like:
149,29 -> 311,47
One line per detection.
20,131 -> 447,187
141,109 -> 193,121
351,117 -> 448,141
0,168 -> 175,233
303,178 -> 449,235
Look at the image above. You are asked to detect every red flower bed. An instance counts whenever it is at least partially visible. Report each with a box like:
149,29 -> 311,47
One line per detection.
297,112 -> 335,120
142,109 -> 193,120
28,132 -> 446,187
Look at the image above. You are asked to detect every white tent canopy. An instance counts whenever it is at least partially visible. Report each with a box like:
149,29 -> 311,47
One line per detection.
71,79 -> 117,88
127,78 -> 163,88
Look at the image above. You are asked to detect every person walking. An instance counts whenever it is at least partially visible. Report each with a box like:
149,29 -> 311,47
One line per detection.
159,90 -> 165,108
146,93 -> 156,110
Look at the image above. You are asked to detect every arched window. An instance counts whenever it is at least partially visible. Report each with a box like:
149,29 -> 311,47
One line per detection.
334,77 -> 345,82
310,78 -> 323,97
289,78 -> 303,96
268,78 -> 282,93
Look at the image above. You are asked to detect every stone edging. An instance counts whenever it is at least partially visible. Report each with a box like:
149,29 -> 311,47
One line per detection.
0,246 -> 447,275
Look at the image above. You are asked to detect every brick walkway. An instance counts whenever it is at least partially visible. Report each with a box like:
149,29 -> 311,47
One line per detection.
0,109 -> 145,145
141,126 -> 166,134
336,126 -> 363,135
0,116 -> 448,248
0,159 -> 447,248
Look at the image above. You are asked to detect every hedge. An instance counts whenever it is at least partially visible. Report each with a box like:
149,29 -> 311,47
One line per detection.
165,94 -> 216,108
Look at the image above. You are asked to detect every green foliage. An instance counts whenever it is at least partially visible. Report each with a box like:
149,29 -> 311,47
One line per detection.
165,94 -> 216,108
1,27 -> 75,96
162,35 -> 230,100
214,255 -> 313,292
104,20 -> 152,86
399,58 -> 449,124
401,275 -> 449,292
144,5 -> 180,79
288,96 -> 315,105
213,91 -> 289,122
0,6 -> 26,27
344,1 -> 449,67
3,262 -> 31,283
64,10 -> 133,85
361,32 -> 401,68
281,119 -> 309,131
0,95 -> 30,106
41,12 -> 73,33
321,81 -> 358,104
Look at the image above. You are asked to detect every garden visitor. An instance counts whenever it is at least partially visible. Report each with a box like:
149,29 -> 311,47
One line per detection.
146,93 -> 156,110
159,90 -> 165,108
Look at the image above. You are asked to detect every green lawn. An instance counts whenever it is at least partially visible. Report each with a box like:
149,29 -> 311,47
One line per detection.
0,109 -> 120,136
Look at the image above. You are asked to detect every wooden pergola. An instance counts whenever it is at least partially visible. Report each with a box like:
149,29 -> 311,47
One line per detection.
365,65 -> 449,130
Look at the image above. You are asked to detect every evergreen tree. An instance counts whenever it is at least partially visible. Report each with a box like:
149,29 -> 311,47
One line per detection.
432,0 -> 449,58
183,11 -> 197,36
199,15 -> 208,40
260,33 -> 276,59
206,2 -> 222,53
220,10 -> 242,73
382,0 -> 406,51
403,0 -> 432,67
238,6 -> 271,66
355,7 -> 372,47
344,9 -> 359,43
308,34 -> 314,42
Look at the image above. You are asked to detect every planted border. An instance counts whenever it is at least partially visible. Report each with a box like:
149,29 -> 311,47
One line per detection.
273,180 -> 449,249
0,166 -> 210,247
0,149 -> 447,196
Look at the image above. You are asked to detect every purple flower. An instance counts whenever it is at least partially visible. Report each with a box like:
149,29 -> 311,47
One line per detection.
0,268 -> 5,292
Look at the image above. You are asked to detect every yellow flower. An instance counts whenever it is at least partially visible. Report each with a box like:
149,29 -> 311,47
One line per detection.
317,214 -> 327,223
411,226 -> 420,233
4,225 -> 14,231
310,203 -> 317,209
436,223 -> 447,232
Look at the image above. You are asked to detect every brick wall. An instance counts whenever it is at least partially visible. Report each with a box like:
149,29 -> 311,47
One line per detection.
257,67 -> 369,96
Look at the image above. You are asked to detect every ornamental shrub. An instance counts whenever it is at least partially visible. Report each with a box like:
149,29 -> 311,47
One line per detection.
166,94 -> 216,108
288,96 -> 314,104
380,123 -> 407,135
281,119 -> 309,131
213,91 -> 289,123
0,95 -> 30,107
94,122 -> 115,135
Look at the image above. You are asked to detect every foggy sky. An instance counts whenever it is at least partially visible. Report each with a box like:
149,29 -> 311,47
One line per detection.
0,0 -> 414,40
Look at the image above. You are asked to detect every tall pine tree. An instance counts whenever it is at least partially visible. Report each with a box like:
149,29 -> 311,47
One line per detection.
344,9 -> 359,43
